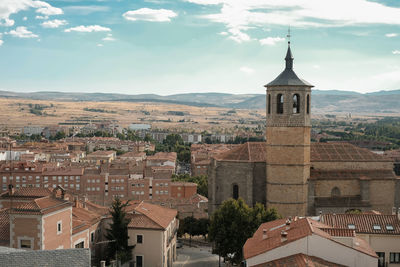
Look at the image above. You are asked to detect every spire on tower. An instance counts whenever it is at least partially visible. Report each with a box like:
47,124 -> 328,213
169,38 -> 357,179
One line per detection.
285,27 -> 293,70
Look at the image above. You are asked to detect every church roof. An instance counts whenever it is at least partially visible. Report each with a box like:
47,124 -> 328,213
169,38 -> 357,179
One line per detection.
310,169 -> 397,180
266,44 -> 313,87
311,142 -> 390,162
213,142 -> 265,162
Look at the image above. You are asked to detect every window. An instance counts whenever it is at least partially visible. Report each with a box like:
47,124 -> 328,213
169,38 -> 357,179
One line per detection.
20,239 -> 32,249
76,176 -> 80,182
52,176 -> 56,181
331,187 -> 341,197
2,176 -> 6,183
90,232 -> 95,243
347,224 -> 356,229
76,184 -> 80,190
377,252 -> 385,267
16,176 -> 20,182
44,176 -> 48,182
373,224 -> 382,230
307,94 -> 310,114
136,256 -> 143,267
277,94 -> 284,114
75,241 -> 84,248
390,253 -> 400,263
232,184 -> 239,200
137,235 -> 143,244
268,94 -> 271,114
57,221 -> 62,234
293,94 -> 300,113
386,225 -> 394,231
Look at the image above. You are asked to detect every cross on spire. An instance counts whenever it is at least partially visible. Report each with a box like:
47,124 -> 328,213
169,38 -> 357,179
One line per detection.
287,26 -> 291,45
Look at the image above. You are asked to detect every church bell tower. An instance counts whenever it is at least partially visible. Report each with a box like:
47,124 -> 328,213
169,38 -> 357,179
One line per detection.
265,40 -> 313,217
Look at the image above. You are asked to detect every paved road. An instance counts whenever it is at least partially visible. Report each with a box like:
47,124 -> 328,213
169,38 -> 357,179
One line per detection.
173,245 -> 225,267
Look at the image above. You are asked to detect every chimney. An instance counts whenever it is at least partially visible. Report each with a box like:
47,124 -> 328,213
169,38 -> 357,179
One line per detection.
74,197 -> 80,208
83,195 -> 88,209
285,218 -> 291,230
262,229 -> 268,239
281,231 -> 288,243
100,261 -> 106,267
8,184 -> 14,196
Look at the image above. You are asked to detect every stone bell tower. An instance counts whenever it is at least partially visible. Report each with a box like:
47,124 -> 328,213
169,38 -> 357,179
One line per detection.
265,41 -> 313,217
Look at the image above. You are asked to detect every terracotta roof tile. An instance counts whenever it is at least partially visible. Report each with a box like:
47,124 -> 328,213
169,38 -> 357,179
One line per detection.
128,214 -> 163,230
130,202 -> 177,230
0,208 -> 10,244
11,196 -> 71,215
72,206 -> 102,234
252,253 -> 347,267
0,188 -> 52,198
147,152 -> 177,162
321,213 -> 400,235
213,142 -> 265,162
311,142 -> 389,162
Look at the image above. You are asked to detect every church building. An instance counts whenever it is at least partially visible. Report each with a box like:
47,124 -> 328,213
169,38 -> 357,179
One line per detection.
208,42 -> 400,218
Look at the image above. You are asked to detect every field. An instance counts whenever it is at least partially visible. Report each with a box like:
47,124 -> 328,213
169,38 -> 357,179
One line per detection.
0,98 -> 266,134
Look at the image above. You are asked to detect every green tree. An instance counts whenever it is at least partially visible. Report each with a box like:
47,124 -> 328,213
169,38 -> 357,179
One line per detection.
163,134 -> 184,148
209,198 -> 280,265
106,197 -> 133,265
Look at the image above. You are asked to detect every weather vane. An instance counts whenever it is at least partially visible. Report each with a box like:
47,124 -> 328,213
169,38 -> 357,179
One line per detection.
287,26 -> 291,45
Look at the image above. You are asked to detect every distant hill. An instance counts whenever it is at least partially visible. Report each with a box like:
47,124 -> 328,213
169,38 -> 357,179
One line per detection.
0,89 -> 399,114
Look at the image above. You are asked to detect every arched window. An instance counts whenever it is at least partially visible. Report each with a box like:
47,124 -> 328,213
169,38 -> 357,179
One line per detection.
232,184 -> 239,200
331,187 -> 341,197
277,94 -> 284,114
306,94 -> 310,114
268,94 -> 271,114
293,94 -> 300,114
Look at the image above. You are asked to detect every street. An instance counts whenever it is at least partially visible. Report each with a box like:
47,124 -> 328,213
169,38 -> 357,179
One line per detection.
173,245 -> 225,267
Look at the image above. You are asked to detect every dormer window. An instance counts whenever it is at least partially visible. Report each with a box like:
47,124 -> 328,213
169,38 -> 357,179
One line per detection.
386,225 -> 394,231
277,94 -> 284,114
373,224 -> 381,230
347,224 -> 356,229
293,94 -> 300,114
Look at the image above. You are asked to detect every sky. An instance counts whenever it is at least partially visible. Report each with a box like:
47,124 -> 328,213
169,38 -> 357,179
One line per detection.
0,0 -> 400,95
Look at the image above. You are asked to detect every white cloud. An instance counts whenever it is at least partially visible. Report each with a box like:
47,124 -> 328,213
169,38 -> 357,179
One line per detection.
23,16 -> 27,21
102,33 -> 115,41
63,5 -> 109,15
97,43 -> 103,47
35,15 -> 49,20
0,40 -> 3,46
123,8 -> 177,22
259,36 -> 285,46
185,0 -> 400,44
228,28 -> 251,43
240,66 -> 254,74
65,25 -> 111,33
219,31 -> 228,36
0,1 -> 62,27
7,26 -> 38,38
386,33 -> 398,38
393,50 -> 400,55
41,19 -> 67,28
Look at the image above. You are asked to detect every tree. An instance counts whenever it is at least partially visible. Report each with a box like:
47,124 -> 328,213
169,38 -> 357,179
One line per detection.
106,197 -> 134,265
209,198 -> 281,265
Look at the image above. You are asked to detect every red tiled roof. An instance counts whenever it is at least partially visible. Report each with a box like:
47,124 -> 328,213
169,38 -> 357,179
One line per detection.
0,188 -> 52,198
252,253 -> 347,267
319,228 -> 355,237
128,214 -> 163,230
129,202 -> 177,230
72,206 -> 102,234
0,208 -> 10,244
311,142 -> 389,162
213,142 -> 265,162
244,217 -> 377,260
310,169 -> 397,180
11,196 -> 71,215
88,150 -> 116,156
147,152 -> 177,162
321,213 -> 400,235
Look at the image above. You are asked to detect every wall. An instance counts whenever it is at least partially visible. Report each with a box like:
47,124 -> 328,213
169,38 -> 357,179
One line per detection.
42,207 -> 72,250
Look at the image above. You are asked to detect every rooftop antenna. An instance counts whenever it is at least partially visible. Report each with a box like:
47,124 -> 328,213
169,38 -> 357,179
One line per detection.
287,26 -> 291,45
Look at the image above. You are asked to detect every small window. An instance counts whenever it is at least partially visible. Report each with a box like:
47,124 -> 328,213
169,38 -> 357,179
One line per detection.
57,221 -> 62,234
306,94 -> 310,114
373,224 -> 382,230
347,224 -> 356,229
293,94 -> 300,113
137,235 -> 143,244
75,241 -> 84,248
331,187 -> 341,197
386,225 -> 394,231
232,184 -> 239,200
277,94 -> 284,114
136,256 -> 143,267
20,239 -> 32,249
390,253 -> 400,263
91,232 -> 95,243
268,94 -> 271,114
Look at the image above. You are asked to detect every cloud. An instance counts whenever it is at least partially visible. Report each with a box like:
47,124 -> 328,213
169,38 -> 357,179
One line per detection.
65,25 -> 111,33
228,28 -> 251,43
63,5 -> 109,15
240,66 -> 254,74
185,0 -> 400,44
259,36 -> 285,46
219,31 -> 228,36
0,0 -> 62,27
23,16 -> 27,21
102,33 -> 115,41
123,8 -> 177,22
35,15 -> 49,20
386,33 -> 398,38
393,50 -> 400,55
0,40 -> 3,46
41,19 -> 67,28
97,43 -> 103,47
7,26 -> 38,38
